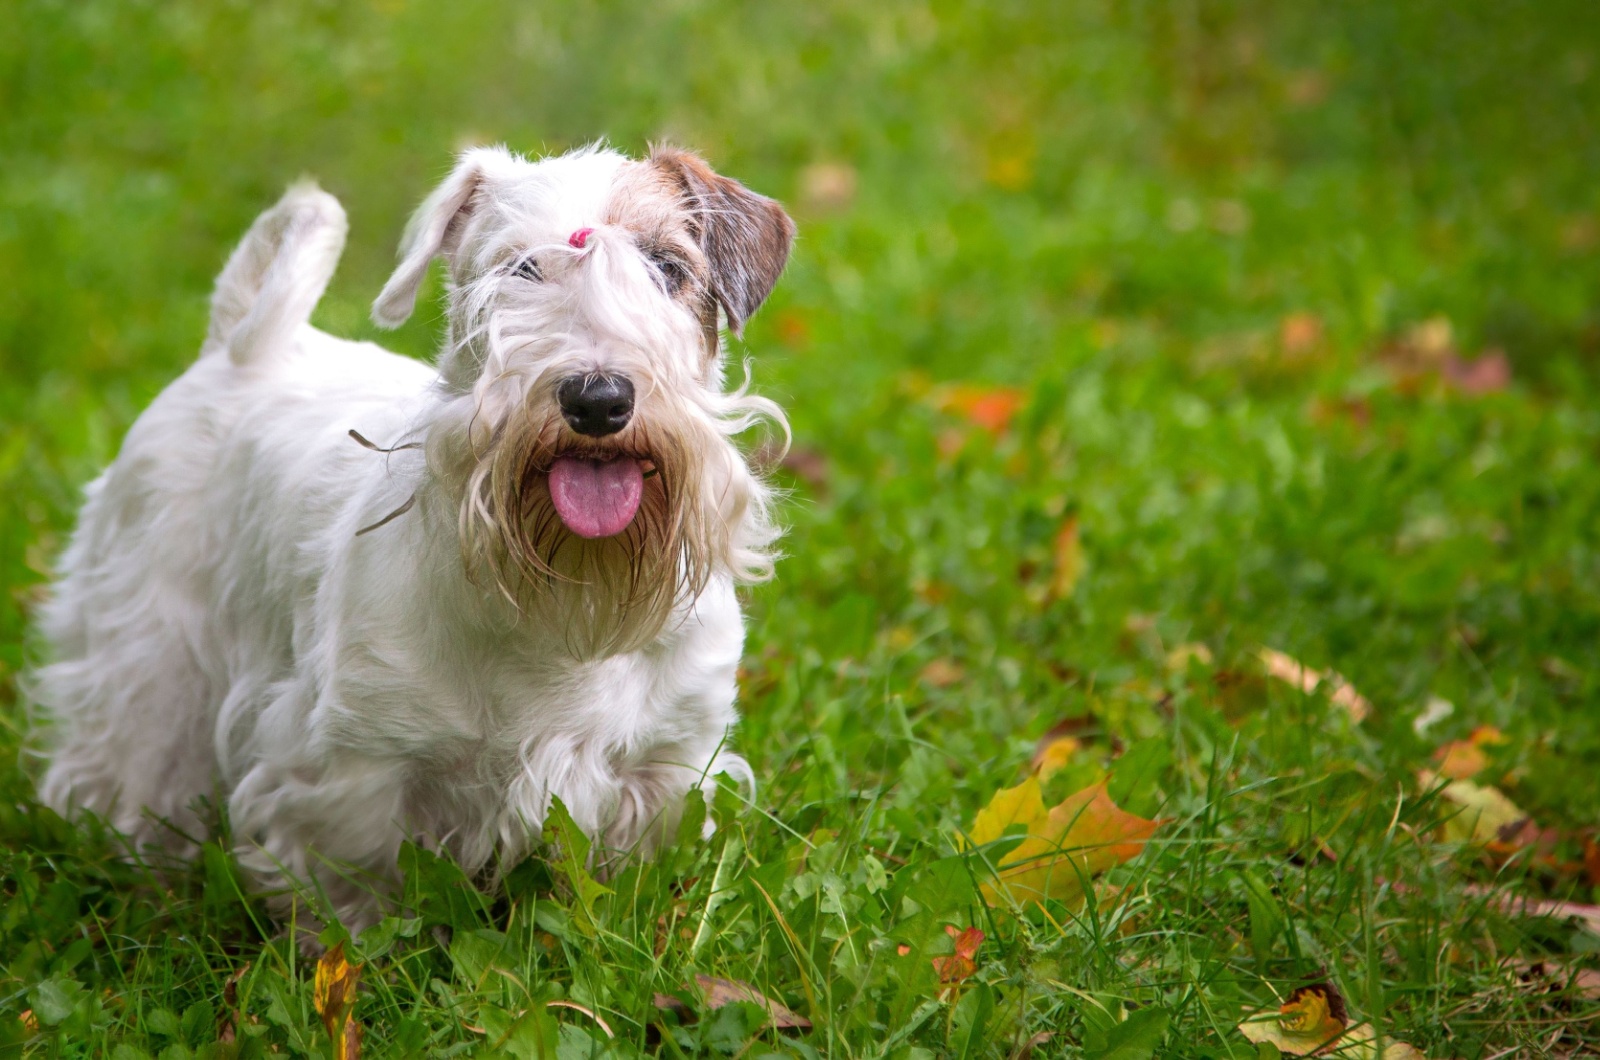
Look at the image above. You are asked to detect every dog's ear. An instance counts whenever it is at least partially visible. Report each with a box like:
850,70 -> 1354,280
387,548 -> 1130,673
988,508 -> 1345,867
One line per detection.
373,148 -> 505,328
650,147 -> 796,337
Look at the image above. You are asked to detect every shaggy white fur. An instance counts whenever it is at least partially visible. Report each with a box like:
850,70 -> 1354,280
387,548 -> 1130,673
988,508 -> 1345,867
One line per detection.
32,143 -> 795,934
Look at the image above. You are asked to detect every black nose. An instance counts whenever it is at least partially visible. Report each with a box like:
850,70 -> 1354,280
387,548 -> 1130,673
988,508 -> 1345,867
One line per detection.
557,374 -> 635,437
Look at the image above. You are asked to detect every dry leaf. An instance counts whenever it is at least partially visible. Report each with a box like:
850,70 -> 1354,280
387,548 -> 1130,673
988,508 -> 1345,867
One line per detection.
1031,736 -> 1080,779
313,941 -> 363,1060
691,975 -> 811,1030
1049,515 -> 1083,599
932,385 -> 1026,435
798,161 -> 858,213
1507,959 -> 1600,1002
546,1000 -> 615,1038
965,779 -> 1158,908
1432,725 -> 1506,780
1165,643 -> 1214,672
1258,647 -> 1372,722
1420,770 -> 1530,845
1411,696 -> 1454,736
920,658 -> 965,689
1280,312 -> 1324,355
1236,985 -> 1427,1058
931,924 -> 984,997
1238,982 -> 1348,1055
217,963 -> 249,1044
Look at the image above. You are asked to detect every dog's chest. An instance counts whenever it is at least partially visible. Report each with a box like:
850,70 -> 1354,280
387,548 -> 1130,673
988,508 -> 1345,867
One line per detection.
337,586 -> 744,785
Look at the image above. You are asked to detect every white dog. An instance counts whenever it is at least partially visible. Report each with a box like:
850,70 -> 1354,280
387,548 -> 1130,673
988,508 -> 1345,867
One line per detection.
32,143 -> 794,932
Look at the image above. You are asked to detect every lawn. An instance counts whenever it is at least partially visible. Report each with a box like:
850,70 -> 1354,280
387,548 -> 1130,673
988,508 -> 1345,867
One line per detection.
5,1 -> 1600,1056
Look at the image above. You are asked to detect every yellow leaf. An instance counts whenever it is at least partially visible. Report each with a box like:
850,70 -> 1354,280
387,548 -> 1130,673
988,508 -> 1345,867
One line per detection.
1164,643 -> 1214,672
1031,736 -> 1080,780
313,942 -> 363,1060
966,780 -> 1158,908
1237,983 -> 1347,1055
1421,770 -> 1529,845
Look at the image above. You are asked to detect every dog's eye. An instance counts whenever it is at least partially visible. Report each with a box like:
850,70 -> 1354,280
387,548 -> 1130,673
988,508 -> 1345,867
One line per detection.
512,257 -> 542,282
648,252 -> 691,295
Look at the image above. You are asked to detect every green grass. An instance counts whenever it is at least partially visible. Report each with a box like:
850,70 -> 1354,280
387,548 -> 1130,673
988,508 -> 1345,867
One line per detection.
6,1 -> 1600,1056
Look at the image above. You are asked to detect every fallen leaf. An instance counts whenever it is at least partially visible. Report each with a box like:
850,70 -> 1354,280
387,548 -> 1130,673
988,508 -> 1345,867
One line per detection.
1584,836 -> 1600,886
1442,350 -> 1511,394
964,779 -> 1158,908
932,384 -> 1026,435
798,161 -> 857,213
1164,643 -> 1214,672
1432,725 -> 1507,780
659,979 -> 812,1031
1411,696 -> 1454,736
217,963 -> 249,1044
1018,1030 -> 1053,1058
920,658 -> 965,689
1420,770 -> 1530,845
1238,982 -> 1347,1055
1280,312 -> 1324,355
931,924 -> 984,997
1258,647 -> 1372,722
1456,885 -> 1600,935
1049,515 -> 1084,599
1031,736 -> 1080,780
313,942 -> 363,1060
1507,959 -> 1600,1002
546,1000 -> 615,1038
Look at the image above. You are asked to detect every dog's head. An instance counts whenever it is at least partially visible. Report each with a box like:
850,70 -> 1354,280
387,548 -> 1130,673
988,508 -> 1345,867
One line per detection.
374,144 -> 794,651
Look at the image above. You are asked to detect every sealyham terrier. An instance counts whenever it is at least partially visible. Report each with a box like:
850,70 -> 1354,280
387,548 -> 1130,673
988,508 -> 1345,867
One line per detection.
32,143 -> 795,933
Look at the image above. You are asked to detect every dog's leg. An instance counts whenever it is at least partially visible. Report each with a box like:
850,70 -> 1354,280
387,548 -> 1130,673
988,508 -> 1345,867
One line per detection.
34,480 -> 220,854
229,749 -> 409,939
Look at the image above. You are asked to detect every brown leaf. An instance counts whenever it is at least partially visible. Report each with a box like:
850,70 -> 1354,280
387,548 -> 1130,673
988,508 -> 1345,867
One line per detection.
217,963 -> 249,1044
1280,312 -> 1324,356
1431,725 -> 1506,780
1472,889 -> 1600,935
798,162 -> 857,213
1049,515 -> 1084,599
1440,349 -> 1510,395
313,941 -> 363,1060
1258,648 -> 1371,722
692,975 -> 811,1030
931,925 -> 985,996
546,1000 -> 615,1038
919,658 -> 965,689
1507,959 -> 1600,1002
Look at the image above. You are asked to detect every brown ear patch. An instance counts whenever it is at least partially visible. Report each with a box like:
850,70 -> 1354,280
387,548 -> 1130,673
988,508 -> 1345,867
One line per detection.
649,146 -> 796,336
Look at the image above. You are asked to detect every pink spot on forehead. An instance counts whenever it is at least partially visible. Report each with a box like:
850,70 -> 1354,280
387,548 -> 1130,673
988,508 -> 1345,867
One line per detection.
568,227 -> 594,249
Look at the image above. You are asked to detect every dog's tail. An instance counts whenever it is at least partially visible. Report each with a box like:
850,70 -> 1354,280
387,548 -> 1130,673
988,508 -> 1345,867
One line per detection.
205,181 -> 348,366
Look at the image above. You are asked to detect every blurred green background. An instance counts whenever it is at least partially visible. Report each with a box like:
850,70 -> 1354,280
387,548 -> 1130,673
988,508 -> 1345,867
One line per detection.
5,1 -> 1600,1055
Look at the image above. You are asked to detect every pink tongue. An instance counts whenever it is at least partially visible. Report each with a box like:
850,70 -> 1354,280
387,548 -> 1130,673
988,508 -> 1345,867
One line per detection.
548,456 -> 645,538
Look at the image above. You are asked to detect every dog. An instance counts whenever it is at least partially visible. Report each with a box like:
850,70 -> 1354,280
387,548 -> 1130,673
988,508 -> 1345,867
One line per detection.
32,143 -> 795,934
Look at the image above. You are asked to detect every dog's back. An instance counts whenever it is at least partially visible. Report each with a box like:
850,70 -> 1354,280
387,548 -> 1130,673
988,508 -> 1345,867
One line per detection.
33,185 -> 383,849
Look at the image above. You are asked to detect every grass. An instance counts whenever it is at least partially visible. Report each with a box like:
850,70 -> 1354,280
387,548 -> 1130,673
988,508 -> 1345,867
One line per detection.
5,0 -> 1600,1056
